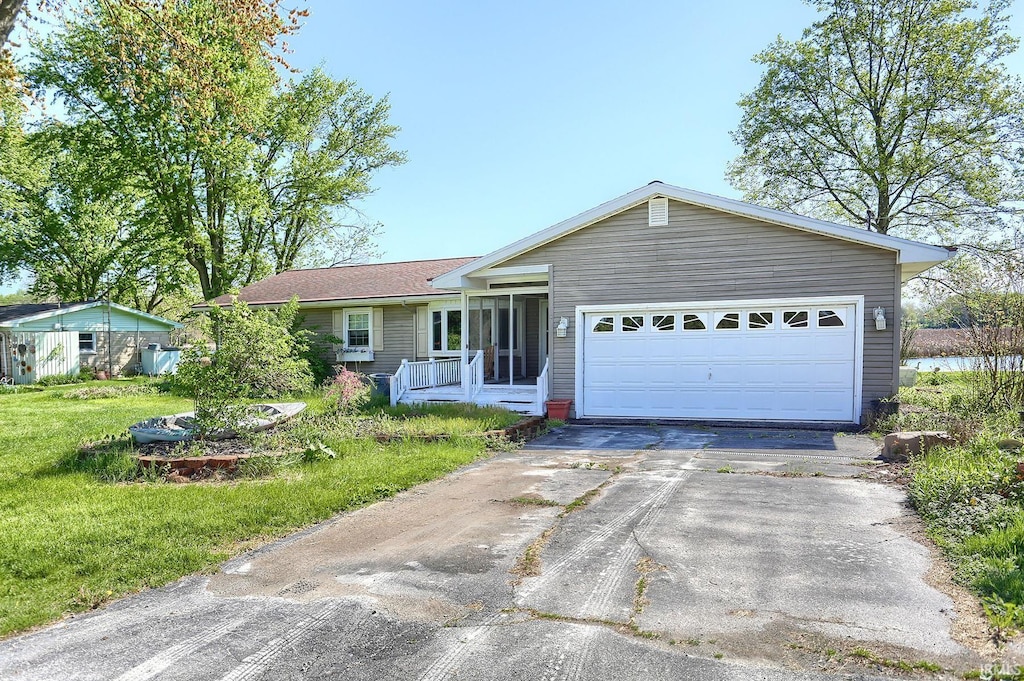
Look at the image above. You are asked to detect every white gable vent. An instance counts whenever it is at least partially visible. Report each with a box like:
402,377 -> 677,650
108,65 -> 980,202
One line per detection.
648,197 -> 669,226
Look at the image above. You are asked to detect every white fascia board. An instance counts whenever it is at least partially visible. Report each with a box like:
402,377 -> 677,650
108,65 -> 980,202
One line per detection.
6,301 -> 182,329
475,264 -> 551,278
222,294 -> 458,310
431,182 -> 951,289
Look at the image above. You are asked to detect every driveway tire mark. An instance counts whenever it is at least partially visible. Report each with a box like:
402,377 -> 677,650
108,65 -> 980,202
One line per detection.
415,613 -> 503,681
113,617 -> 246,681
216,600 -> 349,681
518,472 -> 687,599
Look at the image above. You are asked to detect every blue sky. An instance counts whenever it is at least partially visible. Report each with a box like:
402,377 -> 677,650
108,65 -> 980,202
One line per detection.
5,1 -> 1024,293
290,0 -> 823,263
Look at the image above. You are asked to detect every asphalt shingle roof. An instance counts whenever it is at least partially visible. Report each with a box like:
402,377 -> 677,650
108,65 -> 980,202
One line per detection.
0,303 -> 69,324
208,257 -> 478,306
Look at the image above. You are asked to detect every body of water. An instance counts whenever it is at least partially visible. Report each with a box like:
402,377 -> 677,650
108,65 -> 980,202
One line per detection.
910,356 -> 1023,372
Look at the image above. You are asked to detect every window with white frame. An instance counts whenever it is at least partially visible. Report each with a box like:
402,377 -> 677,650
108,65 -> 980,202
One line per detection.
429,304 -> 463,355
343,309 -> 372,349
79,332 -> 96,353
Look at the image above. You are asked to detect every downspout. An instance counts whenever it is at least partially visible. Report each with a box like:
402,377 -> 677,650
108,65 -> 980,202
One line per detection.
135,318 -> 140,376
106,298 -> 113,377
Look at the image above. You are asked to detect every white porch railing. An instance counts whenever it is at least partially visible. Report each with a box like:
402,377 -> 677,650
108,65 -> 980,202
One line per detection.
390,357 -> 463,407
536,358 -> 550,413
392,354 -> 551,416
465,350 -> 484,399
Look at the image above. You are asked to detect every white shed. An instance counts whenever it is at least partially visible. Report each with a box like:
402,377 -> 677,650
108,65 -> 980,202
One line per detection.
0,302 -> 182,384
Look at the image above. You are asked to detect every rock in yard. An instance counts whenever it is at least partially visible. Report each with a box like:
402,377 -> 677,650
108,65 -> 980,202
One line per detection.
996,438 -> 1023,452
881,431 -> 956,463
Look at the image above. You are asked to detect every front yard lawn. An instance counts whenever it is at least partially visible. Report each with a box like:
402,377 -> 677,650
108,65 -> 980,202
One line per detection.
0,381 -> 519,637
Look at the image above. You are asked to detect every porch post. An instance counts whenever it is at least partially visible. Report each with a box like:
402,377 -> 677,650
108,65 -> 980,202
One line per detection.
508,292 -> 514,386
461,290 -> 470,396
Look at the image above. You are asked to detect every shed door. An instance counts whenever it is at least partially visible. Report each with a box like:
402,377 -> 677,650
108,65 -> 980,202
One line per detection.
581,302 -> 857,421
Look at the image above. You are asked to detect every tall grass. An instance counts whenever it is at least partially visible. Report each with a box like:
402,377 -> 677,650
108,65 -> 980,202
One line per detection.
899,374 -> 1024,627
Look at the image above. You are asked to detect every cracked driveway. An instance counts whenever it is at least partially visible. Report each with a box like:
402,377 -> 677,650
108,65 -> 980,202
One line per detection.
0,426 -> 985,679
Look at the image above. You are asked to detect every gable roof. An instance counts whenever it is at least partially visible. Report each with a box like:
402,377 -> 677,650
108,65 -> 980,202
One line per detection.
0,304 -> 65,324
0,301 -> 181,329
205,257 -> 478,307
432,182 -> 953,288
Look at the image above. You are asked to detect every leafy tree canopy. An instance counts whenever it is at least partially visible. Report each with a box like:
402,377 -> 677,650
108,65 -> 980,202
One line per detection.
729,0 -> 1024,244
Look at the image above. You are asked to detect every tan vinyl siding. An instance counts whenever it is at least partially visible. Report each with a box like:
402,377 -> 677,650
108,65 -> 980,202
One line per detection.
298,304 -> 417,375
500,200 -> 898,422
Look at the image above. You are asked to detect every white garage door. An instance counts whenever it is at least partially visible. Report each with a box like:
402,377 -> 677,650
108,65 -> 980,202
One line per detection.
581,301 -> 858,421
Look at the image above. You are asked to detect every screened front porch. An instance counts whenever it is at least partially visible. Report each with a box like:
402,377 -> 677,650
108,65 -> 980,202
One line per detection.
391,288 -> 551,415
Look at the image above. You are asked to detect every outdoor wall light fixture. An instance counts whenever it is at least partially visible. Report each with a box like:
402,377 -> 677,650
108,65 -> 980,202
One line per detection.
556,317 -> 569,338
873,307 -> 886,331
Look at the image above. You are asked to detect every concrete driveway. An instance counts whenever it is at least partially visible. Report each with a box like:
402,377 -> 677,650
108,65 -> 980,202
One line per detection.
0,426 -> 988,679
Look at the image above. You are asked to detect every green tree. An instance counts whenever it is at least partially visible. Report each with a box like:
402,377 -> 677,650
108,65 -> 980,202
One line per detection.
2,123 -> 190,311
28,2 -> 403,300
174,297 -> 314,432
729,0 -> 1024,242
250,68 -> 405,273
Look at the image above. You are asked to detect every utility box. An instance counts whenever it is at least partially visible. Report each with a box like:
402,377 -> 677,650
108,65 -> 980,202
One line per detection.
141,345 -> 181,376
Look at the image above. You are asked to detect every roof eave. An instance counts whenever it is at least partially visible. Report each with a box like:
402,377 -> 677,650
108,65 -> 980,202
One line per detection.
1,301 -> 182,329
432,182 -> 953,288
193,292 -> 458,311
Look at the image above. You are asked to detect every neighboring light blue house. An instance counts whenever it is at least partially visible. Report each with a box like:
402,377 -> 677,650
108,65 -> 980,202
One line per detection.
0,301 -> 182,384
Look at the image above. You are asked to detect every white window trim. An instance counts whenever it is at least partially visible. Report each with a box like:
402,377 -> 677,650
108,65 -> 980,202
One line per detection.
427,300 -> 463,357
340,307 -> 374,362
79,332 -> 97,355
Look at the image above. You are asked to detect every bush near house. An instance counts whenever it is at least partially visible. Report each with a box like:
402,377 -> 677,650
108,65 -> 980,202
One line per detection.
0,379 -> 520,637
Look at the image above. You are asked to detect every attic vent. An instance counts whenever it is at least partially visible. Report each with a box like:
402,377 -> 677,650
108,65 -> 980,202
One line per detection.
648,197 -> 669,226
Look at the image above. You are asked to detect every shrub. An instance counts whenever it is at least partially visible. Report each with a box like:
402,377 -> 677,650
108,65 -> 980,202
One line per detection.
325,368 -> 370,413
173,297 -> 315,434
36,374 -> 83,387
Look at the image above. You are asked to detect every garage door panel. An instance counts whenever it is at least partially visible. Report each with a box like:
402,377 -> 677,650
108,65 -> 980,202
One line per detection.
582,303 -> 858,422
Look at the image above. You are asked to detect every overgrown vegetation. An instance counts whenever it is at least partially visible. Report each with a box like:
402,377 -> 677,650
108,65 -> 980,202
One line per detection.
878,372 -> 1024,638
172,297 -> 314,435
0,381 -> 520,636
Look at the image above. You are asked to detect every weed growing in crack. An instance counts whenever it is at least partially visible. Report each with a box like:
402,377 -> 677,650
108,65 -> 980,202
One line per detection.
850,647 -> 943,673
506,496 -> 561,507
510,528 -> 555,582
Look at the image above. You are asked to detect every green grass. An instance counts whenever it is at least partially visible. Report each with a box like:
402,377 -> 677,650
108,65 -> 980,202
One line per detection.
0,381 -> 519,636
894,372 -> 1024,633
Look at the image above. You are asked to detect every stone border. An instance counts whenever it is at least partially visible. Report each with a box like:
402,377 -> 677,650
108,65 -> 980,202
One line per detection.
485,416 -> 547,441
137,454 -> 251,482
135,416 -> 551,483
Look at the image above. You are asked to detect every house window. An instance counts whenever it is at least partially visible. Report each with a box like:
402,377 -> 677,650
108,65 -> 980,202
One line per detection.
447,310 -> 462,351
430,307 -> 464,354
592,316 -> 614,332
79,333 -> 96,353
343,309 -> 372,349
